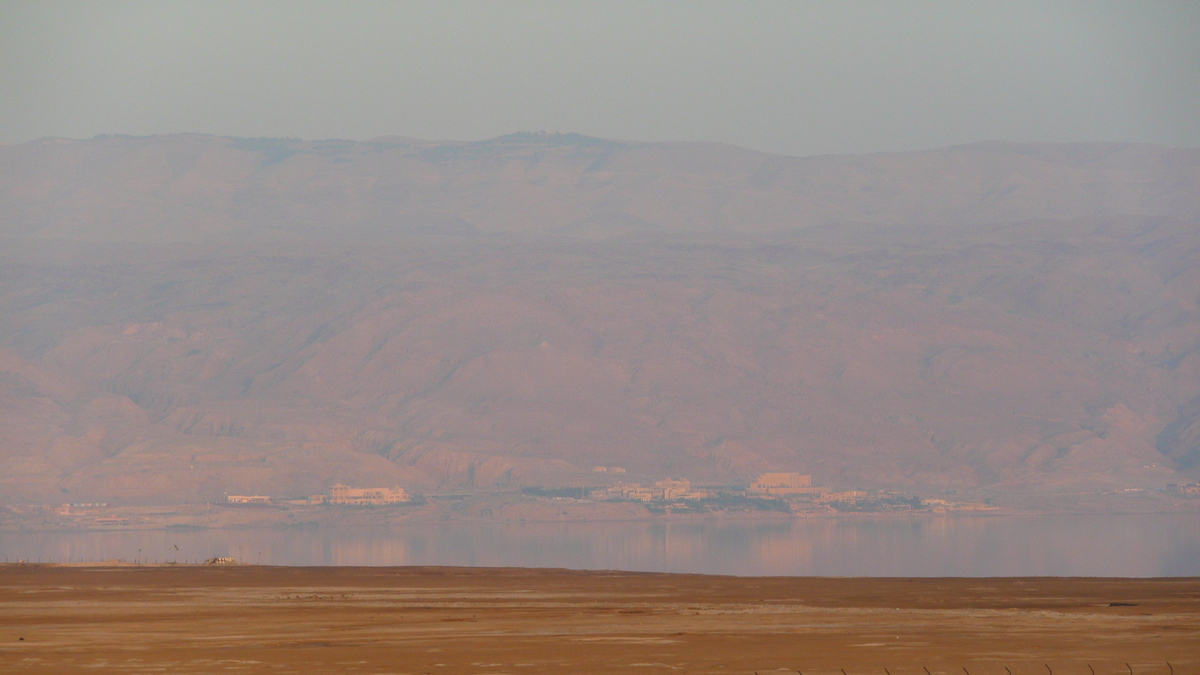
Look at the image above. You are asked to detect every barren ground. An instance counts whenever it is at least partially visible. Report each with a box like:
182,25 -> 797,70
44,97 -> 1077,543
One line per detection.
0,565 -> 1196,674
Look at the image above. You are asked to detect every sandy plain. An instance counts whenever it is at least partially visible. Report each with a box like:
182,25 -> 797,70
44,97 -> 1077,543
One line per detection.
0,565 -> 1196,675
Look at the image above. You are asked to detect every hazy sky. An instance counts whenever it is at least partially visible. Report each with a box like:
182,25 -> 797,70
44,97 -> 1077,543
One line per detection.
2,0 -> 1198,156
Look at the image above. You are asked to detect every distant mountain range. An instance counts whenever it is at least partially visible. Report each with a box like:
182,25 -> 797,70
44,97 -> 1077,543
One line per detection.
1,133 -> 1197,504
3,133 -> 1199,241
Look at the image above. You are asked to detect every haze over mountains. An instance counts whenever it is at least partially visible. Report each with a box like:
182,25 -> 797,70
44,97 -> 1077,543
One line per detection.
1,132 -> 1198,505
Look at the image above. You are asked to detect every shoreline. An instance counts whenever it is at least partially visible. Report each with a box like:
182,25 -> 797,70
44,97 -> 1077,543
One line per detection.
4,489 -> 1196,534
5,502 -> 1199,534
3,561 -> 1200,579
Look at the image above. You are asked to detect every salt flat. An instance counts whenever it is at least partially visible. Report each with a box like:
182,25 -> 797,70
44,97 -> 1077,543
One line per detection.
0,565 -> 1196,674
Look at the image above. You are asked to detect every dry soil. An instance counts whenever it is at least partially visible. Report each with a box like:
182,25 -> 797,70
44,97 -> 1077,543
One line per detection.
0,565 -> 1196,674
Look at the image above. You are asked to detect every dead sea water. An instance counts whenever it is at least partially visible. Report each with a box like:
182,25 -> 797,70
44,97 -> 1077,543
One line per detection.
3,513 -> 1198,576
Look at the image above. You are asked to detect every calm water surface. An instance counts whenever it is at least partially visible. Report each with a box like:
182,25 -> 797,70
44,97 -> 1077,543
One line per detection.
2,514 -> 1196,576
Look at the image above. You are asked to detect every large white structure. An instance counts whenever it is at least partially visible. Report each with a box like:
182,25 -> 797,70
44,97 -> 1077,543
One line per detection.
328,484 -> 410,505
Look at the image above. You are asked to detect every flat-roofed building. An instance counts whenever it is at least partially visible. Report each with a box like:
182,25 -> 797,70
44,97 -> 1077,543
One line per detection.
748,472 -> 827,496
815,490 -> 868,502
590,479 -> 708,502
328,484 -> 410,505
653,478 -> 708,500
226,495 -> 272,504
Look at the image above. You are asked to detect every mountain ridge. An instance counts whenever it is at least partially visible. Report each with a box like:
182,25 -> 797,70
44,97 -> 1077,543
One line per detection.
0,133 -> 1197,505
3,133 -> 1197,242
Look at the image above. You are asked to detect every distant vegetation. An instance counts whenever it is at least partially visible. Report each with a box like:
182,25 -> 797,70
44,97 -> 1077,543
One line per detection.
521,486 -> 589,499
829,495 -> 923,512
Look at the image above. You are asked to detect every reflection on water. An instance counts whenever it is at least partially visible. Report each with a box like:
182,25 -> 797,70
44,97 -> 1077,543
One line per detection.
2,514 -> 1197,576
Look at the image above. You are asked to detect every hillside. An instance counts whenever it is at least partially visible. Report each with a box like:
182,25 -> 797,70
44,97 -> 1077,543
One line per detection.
0,133 -> 1197,504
